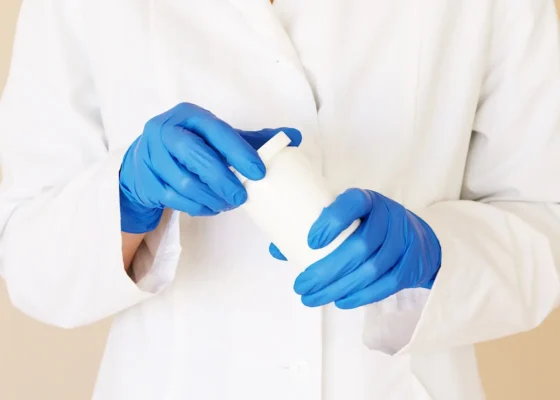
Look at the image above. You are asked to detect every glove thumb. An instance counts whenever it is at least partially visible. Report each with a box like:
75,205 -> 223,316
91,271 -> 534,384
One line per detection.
238,127 -> 302,151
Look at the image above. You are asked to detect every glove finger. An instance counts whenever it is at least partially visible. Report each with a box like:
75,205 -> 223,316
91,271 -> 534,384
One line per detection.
160,125 -> 248,207
308,189 -> 373,250
294,223 -> 371,295
269,243 -> 288,261
160,183 -> 218,217
125,165 -> 215,217
148,136 -> 231,212
294,196 -> 389,296
333,276 -> 399,310
299,237 -> 403,307
299,263 -> 374,308
169,168 -> 232,213
169,103 -> 266,181
238,127 -> 302,150
351,199 -> 409,280
334,243 -> 417,309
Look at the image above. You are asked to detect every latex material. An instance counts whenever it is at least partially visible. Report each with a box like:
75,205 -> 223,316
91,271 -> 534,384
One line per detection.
271,189 -> 442,309
119,103 -> 301,233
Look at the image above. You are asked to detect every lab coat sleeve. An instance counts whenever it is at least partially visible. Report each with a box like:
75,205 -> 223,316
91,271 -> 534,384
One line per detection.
363,0 -> 560,355
0,0 -> 181,328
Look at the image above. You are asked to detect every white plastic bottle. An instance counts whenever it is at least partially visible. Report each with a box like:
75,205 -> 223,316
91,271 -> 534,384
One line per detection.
234,131 -> 360,270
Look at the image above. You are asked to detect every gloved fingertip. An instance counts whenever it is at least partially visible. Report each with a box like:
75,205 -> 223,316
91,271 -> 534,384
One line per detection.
243,161 -> 266,181
231,188 -> 248,207
294,273 -> 313,295
307,220 -> 331,250
307,236 -> 324,250
223,204 -> 235,212
301,295 -> 321,308
280,127 -> 303,147
269,243 -> 287,261
334,298 -> 355,310
252,161 -> 267,179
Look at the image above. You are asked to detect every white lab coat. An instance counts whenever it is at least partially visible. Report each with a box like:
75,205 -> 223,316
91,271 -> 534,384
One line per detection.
1,0 -> 559,399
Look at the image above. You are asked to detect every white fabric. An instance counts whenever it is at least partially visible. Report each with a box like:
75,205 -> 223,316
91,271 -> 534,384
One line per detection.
1,0 -> 559,399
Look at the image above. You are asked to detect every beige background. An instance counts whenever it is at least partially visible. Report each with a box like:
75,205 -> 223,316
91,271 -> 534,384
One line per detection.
1,1 -> 559,399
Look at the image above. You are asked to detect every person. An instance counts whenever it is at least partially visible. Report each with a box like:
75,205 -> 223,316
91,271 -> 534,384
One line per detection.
0,0 -> 559,399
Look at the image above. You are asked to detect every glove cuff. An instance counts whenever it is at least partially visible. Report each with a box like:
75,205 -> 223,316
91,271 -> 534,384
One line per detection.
119,186 -> 164,234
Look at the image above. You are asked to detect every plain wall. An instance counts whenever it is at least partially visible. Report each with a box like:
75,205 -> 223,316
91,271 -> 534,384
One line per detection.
1,1 -> 559,399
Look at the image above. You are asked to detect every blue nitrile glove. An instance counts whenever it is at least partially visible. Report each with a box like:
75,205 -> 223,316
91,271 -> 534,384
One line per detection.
270,189 -> 441,309
119,102 -> 301,233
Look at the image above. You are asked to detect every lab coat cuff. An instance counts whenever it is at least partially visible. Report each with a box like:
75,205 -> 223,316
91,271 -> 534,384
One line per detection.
109,145 -> 182,295
131,209 -> 182,294
362,288 -> 430,355
362,205 -> 451,356
394,205 -> 459,355
88,151 -> 180,323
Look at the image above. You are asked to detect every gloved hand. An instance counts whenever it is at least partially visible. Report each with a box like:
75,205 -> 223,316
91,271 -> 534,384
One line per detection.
270,189 -> 441,309
119,102 -> 301,233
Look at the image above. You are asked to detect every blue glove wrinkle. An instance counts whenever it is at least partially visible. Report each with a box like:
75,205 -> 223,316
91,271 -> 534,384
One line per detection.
308,188 -> 373,250
294,217 -> 376,295
301,191 -> 388,288
180,110 -> 266,181
119,176 -> 164,234
120,102 -> 301,233
307,213 -> 333,250
160,125 -> 248,207
287,190 -> 442,309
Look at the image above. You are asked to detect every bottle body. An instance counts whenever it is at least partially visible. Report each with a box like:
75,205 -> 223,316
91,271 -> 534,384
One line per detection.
241,144 -> 359,270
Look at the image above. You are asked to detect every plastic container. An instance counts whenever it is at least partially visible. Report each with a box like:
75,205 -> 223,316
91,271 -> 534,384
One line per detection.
234,131 -> 360,270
